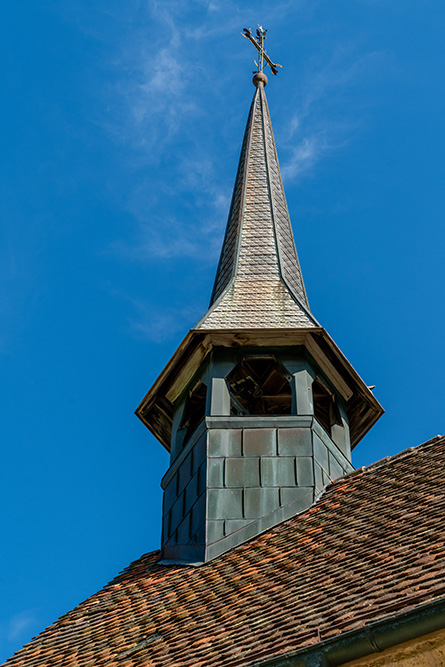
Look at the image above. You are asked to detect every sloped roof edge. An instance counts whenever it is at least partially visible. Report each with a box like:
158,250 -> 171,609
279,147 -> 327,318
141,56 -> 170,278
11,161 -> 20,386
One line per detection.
253,596 -> 445,667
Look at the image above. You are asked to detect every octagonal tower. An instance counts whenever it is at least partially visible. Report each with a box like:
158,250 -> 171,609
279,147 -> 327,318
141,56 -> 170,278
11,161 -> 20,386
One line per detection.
136,74 -> 383,564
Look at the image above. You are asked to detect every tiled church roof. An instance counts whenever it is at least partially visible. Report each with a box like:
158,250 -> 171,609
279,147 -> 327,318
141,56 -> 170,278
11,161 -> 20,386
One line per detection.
197,81 -> 318,331
4,435 -> 445,667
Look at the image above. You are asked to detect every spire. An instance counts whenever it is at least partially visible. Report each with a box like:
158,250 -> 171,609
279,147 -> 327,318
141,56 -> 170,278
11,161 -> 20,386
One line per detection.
196,74 -> 318,330
136,32 -> 383,563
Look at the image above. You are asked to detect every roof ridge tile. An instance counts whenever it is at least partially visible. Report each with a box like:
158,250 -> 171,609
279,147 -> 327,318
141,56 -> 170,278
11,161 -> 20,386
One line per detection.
328,434 -> 445,488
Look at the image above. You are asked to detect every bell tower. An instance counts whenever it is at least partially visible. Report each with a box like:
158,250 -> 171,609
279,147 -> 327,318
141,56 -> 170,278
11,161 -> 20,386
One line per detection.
136,38 -> 383,564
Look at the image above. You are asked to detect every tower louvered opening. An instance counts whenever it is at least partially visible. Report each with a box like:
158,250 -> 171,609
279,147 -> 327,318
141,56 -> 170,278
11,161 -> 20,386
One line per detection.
178,380 -> 207,447
312,378 -> 342,437
227,356 -> 292,416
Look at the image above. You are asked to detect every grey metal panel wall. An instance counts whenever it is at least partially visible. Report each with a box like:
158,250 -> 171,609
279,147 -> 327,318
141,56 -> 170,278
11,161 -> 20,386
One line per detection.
161,421 -> 352,564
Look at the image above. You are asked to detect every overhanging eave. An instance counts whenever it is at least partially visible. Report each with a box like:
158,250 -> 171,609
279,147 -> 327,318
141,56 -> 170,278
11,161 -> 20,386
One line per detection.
135,328 -> 383,452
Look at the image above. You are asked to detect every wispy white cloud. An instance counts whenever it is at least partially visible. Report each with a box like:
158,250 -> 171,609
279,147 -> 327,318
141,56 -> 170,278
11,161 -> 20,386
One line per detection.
110,212 -> 223,262
282,135 -> 328,180
108,150 -> 230,262
1,610 -> 38,643
106,0 -> 317,156
112,34 -> 198,153
101,2 -> 323,244
296,47 -> 386,121
100,1 -> 243,268
279,47 -> 389,181
95,1 -> 391,338
106,285 -> 206,343
129,297 -> 204,343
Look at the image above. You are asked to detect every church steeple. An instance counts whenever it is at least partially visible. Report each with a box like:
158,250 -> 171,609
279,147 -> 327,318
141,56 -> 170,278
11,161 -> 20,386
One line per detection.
136,34 -> 383,564
198,73 -> 317,330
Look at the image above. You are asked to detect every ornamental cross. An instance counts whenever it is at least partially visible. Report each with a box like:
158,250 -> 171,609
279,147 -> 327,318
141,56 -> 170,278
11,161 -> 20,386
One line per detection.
242,26 -> 283,76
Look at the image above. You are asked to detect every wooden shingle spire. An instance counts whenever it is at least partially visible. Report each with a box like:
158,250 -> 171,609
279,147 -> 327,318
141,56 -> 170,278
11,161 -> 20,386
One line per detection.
196,74 -> 318,330
136,35 -> 383,464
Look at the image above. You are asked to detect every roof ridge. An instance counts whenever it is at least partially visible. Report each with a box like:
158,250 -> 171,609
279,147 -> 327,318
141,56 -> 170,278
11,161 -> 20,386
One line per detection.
329,433 -> 445,486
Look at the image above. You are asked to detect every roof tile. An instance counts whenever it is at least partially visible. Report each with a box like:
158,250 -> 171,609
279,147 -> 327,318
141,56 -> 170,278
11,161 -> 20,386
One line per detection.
3,436 -> 445,667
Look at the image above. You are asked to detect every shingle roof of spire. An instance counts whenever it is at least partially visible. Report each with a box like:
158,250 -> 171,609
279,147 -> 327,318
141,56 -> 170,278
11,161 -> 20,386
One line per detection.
197,79 -> 318,330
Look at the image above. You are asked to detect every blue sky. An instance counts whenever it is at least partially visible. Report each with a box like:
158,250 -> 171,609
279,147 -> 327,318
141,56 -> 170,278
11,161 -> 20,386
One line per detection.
2,0 -> 445,660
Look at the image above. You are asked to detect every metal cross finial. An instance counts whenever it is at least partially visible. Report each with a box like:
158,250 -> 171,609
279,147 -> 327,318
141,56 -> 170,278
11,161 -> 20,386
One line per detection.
242,26 -> 283,76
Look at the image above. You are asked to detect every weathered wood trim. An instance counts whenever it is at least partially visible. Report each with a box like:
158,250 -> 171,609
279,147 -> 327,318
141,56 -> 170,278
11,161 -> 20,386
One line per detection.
135,327 -> 384,453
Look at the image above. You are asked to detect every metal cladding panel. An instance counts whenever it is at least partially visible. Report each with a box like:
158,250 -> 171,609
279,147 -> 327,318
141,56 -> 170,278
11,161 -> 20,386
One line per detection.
161,420 -> 353,563
162,434 -> 207,555
278,428 -> 312,456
